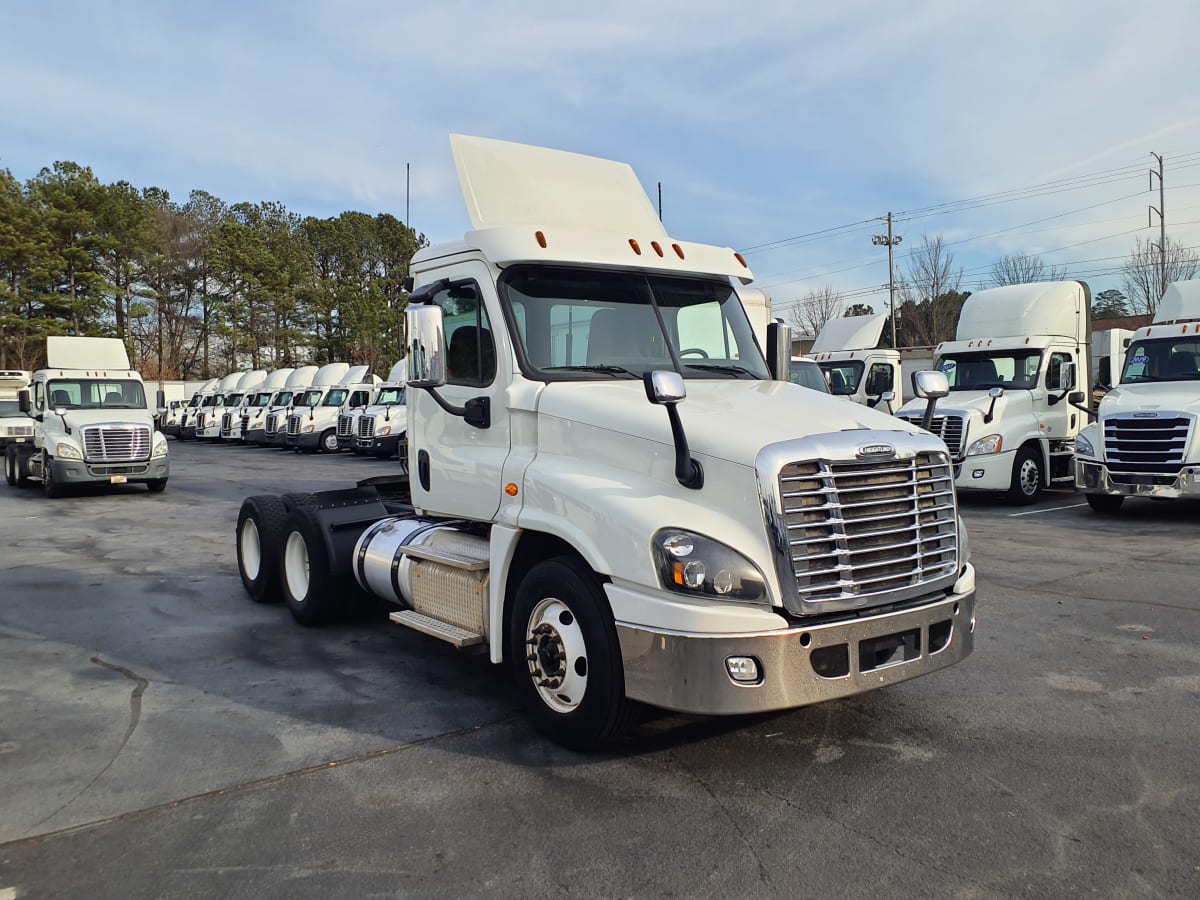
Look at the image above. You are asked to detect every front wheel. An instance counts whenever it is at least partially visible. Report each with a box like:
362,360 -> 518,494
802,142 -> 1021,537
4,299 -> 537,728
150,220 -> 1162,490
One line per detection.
508,557 -> 630,752
4,447 -> 16,486
146,479 -> 167,494
1007,446 -> 1042,505
43,453 -> 65,499
319,429 -> 339,453
1086,493 -> 1124,514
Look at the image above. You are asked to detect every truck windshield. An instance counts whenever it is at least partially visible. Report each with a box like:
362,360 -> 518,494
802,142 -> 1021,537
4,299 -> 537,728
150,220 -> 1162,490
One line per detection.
816,360 -> 862,395
47,379 -> 147,409
790,361 -> 831,393
225,393 -> 244,406
499,265 -> 770,381
0,400 -> 25,416
271,391 -> 293,406
295,389 -> 323,407
202,394 -> 223,407
375,387 -> 405,405
251,392 -> 272,406
1122,336 -> 1200,383
321,389 -> 348,407
188,395 -> 202,407
937,350 -> 1041,390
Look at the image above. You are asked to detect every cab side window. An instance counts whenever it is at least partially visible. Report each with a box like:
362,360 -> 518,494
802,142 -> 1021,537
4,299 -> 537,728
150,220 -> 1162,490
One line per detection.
436,282 -> 496,387
864,363 -> 893,396
1047,352 -> 1074,390
33,382 -> 44,411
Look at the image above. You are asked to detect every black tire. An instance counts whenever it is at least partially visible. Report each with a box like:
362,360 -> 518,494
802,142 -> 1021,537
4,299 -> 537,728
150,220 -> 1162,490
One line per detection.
279,506 -> 343,626
508,556 -> 630,752
1007,446 -> 1042,505
43,453 -> 65,499
236,495 -> 289,603
319,429 -> 338,453
4,447 -> 16,487
15,448 -> 30,488
1086,493 -> 1125,514
146,479 -> 167,494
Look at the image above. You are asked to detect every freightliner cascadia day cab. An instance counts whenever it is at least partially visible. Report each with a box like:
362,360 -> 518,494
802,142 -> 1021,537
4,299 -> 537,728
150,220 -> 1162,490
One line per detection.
7,336 -> 169,496
175,378 -> 218,440
286,364 -> 375,454
349,361 -> 408,458
894,281 -> 1090,504
263,366 -> 319,447
283,362 -> 353,452
202,370 -> 266,441
808,314 -> 934,414
1075,281 -> 1200,512
240,368 -> 294,444
214,370 -> 268,441
194,371 -> 247,441
0,370 -> 35,453
234,136 -> 977,750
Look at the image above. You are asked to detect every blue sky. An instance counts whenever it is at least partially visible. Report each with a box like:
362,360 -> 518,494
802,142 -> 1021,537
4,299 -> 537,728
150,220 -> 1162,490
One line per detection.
4,0 -> 1200,320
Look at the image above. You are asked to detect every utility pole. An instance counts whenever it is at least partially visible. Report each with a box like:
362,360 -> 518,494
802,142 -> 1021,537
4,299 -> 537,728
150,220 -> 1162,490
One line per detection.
1149,152 -> 1166,303
872,213 -> 903,347
657,182 -> 662,221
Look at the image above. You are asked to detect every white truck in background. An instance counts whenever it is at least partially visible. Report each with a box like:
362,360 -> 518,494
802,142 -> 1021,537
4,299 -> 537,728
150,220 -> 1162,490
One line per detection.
200,370 -> 265,441
216,370 -> 269,441
240,368 -> 294,444
1,370 -> 35,452
5,336 -> 168,496
1090,327 -> 1133,405
808,314 -> 933,414
175,378 -> 219,440
283,363 -> 357,453
1075,282 -> 1200,513
233,135 -> 975,750
894,281 -> 1090,504
351,361 -> 409,459
193,371 -> 247,441
263,366 -> 319,448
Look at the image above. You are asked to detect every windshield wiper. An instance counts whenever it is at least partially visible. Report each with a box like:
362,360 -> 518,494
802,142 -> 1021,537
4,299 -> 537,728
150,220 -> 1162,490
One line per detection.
546,365 -> 640,378
684,363 -> 759,378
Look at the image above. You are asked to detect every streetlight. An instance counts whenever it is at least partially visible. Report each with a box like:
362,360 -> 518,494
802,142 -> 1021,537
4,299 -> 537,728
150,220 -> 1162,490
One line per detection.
872,212 -> 902,347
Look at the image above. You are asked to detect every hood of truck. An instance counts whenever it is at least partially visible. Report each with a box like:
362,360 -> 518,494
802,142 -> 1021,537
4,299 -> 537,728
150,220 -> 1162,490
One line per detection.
1099,382 -> 1200,418
535,379 -> 921,466
51,409 -> 156,432
896,389 -> 1032,422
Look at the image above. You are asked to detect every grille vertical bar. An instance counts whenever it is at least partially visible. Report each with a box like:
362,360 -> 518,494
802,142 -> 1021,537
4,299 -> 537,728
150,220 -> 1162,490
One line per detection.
897,414 -> 965,456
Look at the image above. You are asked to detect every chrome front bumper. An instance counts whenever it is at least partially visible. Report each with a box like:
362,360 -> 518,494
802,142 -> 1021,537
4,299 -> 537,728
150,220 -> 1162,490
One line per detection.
616,588 -> 975,716
1075,458 -> 1200,499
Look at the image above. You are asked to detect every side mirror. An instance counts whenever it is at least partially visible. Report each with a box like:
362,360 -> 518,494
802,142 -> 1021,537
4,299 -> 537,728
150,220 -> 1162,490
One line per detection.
765,321 -> 791,383
18,388 -> 31,413
912,369 -> 950,400
406,304 -> 447,388
1068,391 -> 1086,406
984,386 -> 1004,424
643,370 -> 701,489
644,370 -> 687,405
156,389 -> 166,408
880,390 -> 895,404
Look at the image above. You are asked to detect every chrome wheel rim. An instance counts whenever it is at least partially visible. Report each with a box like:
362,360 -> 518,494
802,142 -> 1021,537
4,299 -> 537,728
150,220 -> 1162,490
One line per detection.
1019,458 -> 1039,495
525,597 -> 588,713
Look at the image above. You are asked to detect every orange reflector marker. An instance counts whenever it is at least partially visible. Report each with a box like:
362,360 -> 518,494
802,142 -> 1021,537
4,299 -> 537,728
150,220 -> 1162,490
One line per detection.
629,238 -> 642,255
651,241 -> 664,257
673,562 -> 684,585
535,231 -> 547,248
672,243 -> 685,259
505,483 -> 519,497
734,252 -> 748,268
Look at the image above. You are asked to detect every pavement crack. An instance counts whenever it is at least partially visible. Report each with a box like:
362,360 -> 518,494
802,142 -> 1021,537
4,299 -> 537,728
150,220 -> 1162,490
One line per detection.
676,757 -> 771,887
29,656 -> 150,832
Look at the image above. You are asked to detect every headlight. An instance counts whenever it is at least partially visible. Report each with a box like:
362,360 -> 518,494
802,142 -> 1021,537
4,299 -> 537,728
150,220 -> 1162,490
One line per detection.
303,424 -> 315,433
967,434 -> 1003,455
652,529 -> 766,602
56,442 -> 82,460
152,437 -> 169,458
1074,433 -> 1095,457
378,424 -> 391,436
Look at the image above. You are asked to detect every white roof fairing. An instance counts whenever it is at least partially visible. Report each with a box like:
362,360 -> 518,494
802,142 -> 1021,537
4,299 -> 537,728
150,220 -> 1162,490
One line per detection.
810,314 -> 887,353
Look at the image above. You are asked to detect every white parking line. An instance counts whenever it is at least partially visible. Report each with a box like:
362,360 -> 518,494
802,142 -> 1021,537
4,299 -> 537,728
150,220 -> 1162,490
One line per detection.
1008,503 -> 1089,517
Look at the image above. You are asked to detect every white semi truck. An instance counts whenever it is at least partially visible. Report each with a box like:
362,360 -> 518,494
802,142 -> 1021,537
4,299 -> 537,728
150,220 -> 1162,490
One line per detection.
210,370 -> 268,441
348,361 -> 408,458
284,364 -> 374,453
175,378 -> 218,440
193,371 -> 247,441
1074,282 -> 1200,512
262,366 -> 319,448
894,281 -> 1090,504
240,368 -> 295,444
1,370 -> 35,452
233,136 -> 976,750
5,336 -> 168,496
1090,327 -> 1133,405
808,314 -> 933,414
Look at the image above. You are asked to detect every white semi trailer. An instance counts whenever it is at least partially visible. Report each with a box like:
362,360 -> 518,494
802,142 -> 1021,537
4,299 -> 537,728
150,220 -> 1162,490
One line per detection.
5,337 -> 168,496
1075,282 -> 1200,512
234,135 -> 976,750
894,281 -> 1090,504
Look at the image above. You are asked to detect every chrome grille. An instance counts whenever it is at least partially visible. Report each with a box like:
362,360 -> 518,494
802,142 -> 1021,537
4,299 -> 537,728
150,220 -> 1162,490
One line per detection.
898,414 -> 965,457
338,414 -> 354,437
286,414 -> 302,436
221,412 -> 233,432
1103,414 -> 1192,474
81,424 -> 152,462
195,411 -> 207,431
779,452 -> 957,606
358,416 -> 375,438
241,414 -> 250,433
265,413 -> 280,434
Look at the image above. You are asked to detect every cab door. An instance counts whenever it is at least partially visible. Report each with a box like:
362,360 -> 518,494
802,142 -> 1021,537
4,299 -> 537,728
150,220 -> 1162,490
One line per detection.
1039,347 -> 1080,439
408,260 -> 512,521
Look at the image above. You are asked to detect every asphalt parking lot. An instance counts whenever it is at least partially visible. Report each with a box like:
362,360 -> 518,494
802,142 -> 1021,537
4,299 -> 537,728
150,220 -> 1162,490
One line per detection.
1,442 -> 1198,899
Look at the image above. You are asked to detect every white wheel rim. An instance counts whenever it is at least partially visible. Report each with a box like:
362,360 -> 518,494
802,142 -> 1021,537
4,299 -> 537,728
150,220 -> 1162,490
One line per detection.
240,518 -> 262,580
1019,458 -> 1039,495
324,432 -> 337,451
525,597 -> 588,714
284,531 -> 310,601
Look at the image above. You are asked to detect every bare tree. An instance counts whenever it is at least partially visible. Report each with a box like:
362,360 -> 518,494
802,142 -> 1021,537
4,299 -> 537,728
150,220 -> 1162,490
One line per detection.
897,235 -> 965,345
787,285 -> 845,338
988,253 -> 1067,287
1121,235 -> 1200,315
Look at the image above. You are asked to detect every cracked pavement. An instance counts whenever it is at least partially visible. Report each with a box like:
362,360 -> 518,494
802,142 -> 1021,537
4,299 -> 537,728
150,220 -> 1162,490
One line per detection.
1,444 -> 1198,898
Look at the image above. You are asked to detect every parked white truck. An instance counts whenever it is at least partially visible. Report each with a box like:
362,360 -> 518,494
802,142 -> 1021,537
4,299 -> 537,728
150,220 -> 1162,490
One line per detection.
1,370 -> 35,452
808,314 -> 933,414
209,370 -> 267,441
348,361 -> 408,458
262,366 -> 319,448
1090,327 -> 1133,406
5,337 -> 168,496
175,378 -> 218,440
1074,282 -> 1200,512
193,371 -> 247,441
282,363 -> 355,453
233,136 -> 976,750
894,281 -> 1090,504
240,368 -> 294,444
